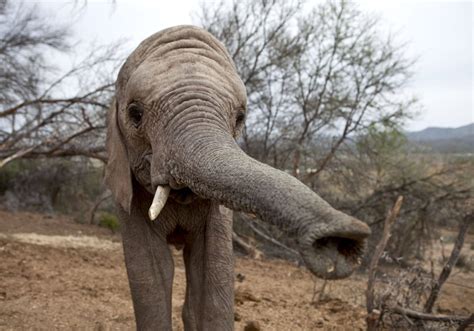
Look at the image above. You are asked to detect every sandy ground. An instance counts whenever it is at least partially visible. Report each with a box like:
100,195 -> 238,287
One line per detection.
0,210 -> 472,330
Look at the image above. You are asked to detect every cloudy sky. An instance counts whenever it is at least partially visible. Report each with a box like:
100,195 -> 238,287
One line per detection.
31,0 -> 473,131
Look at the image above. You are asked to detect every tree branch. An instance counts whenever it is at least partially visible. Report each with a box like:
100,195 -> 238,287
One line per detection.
424,213 -> 472,313
366,196 -> 403,331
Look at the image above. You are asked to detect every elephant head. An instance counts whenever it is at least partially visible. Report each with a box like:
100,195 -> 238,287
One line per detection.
105,25 -> 370,280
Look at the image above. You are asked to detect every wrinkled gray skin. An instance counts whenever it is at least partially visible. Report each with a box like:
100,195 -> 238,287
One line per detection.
105,25 -> 370,330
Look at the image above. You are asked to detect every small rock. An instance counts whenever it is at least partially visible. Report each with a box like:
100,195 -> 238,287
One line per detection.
236,273 -> 245,282
234,311 -> 242,321
314,319 -> 324,328
244,320 -> 261,331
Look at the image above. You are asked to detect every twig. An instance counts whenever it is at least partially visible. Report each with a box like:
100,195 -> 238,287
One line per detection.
87,192 -> 112,224
232,232 -> 262,259
311,276 -> 329,303
246,219 -> 299,256
318,279 -> 328,302
424,213 -> 472,313
399,307 -> 415,326
366,196 -> 403,331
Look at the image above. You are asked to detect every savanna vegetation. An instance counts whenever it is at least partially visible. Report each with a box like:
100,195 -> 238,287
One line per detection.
0,0 -> 472,329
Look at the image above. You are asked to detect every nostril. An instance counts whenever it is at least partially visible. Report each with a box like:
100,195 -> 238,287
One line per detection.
336,238 -> 364,260
312,236 -> 364,261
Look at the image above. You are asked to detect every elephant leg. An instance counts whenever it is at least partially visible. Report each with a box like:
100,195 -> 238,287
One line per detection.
182,203 -> 234,331
182,229 -> 202,331
119,205 -> 174,331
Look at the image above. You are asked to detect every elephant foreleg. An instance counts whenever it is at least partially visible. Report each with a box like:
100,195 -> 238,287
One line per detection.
119,205 -> 174,331
182,203 -> 234,331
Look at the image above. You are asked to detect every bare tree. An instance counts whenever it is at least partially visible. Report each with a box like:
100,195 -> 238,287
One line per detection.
0,0 -> 122,167
329,127 -> 474,264
197,0 -> 303,165
196,0 -> 415,178
196,0 -> 429,265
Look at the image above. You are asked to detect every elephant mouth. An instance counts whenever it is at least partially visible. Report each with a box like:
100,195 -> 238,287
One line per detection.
148,184 -> 199,221
169,187 -> 198,205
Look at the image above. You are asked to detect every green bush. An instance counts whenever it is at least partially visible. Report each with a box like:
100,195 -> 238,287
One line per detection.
0,161 -> 22,194
0,158 -> 107,215
98,212 -> 120,233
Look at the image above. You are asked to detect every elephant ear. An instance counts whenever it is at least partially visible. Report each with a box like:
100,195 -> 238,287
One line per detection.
105,99 -> 133,214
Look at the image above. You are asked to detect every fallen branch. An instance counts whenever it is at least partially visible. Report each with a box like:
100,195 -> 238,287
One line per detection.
232,232 -> 263,259
390,306 -> 471,323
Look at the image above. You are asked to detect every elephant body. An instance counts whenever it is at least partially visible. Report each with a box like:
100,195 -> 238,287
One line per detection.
105,25 -> 370,330
119,186 -> 234,329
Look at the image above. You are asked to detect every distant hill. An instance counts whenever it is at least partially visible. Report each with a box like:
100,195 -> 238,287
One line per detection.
406,123 -> 474,153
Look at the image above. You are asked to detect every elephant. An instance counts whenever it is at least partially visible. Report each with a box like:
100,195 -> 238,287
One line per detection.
105,25 -> 370,330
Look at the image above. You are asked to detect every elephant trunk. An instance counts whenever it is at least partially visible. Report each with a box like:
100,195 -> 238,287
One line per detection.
168,126 -> 370,279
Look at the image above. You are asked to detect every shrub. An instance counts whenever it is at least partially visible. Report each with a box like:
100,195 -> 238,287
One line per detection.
0,161 -> 21,195
98,212 -> 120,233
0,158 -> 105,215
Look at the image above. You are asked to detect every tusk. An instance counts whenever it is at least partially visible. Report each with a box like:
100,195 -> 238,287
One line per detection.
148,186 -> 170,221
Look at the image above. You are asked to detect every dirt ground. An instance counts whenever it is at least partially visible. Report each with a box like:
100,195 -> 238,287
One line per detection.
0,211 -> 472,330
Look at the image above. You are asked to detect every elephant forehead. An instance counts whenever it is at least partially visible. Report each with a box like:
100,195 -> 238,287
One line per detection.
137,25 -> 233,65
126,58 -> 244,104
118,26 -> 238,90
117,25 -> 246,108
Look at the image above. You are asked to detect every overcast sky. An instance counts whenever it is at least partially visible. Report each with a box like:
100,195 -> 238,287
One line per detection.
32,0 -> 473,131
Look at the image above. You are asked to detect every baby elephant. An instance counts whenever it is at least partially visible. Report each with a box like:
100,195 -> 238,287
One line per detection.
105,25 -> 370,330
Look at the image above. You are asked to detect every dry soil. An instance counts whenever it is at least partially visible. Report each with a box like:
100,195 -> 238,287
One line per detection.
0,211 -> 472,330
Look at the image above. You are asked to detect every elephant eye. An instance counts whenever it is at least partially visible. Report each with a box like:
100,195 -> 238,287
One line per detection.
127,103 -> 143,128
236,110 -> 245,126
